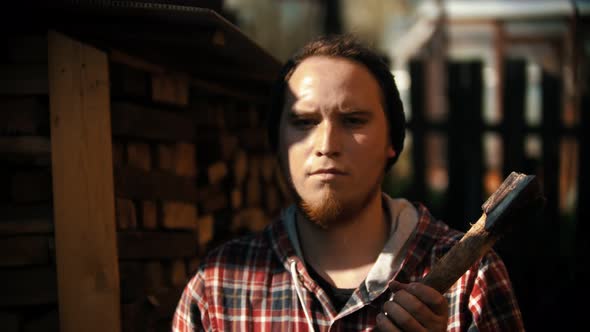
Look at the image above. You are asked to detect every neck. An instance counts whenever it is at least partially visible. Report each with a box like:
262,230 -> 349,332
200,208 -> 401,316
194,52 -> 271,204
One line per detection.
296,191 -> 390,288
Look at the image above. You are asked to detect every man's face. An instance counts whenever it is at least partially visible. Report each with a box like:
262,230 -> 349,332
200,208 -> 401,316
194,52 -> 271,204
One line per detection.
278,56 -> 396,227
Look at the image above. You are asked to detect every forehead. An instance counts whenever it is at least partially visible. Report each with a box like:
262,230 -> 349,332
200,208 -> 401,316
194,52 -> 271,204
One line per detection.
283,56 -> 384,116
287,56 -> 379,91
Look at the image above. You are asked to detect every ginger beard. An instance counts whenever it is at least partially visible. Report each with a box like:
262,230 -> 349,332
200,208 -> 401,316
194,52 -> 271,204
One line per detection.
299,183 -> 382,229
299,186 -> 342,229
281,161 -> 385,229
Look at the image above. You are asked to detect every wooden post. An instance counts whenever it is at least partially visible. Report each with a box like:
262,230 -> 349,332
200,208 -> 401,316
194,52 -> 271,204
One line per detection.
502,59 -> 526,176
446,61 -> 484,230
409,61 -> 426,202
48,31 -> 121,332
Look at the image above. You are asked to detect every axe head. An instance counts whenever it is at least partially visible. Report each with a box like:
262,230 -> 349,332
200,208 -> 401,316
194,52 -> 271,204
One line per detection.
481,172 -> 545,232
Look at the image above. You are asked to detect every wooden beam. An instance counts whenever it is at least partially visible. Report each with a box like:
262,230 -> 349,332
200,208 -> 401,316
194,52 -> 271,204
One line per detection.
0,136 -> 51,165
48,31 -> 120,332
110,49 -> 268,102
0,97 -> 48,135
114,166 -> 199,202
11,170 -> 52,203
0,267 -> 57,305
0,236 -> 51,266
117,231 -> 197,259
0,64 -> 48,95
111,102 -> 195,141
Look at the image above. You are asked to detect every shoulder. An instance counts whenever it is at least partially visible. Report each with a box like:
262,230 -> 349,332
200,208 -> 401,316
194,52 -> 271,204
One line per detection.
412,202 -> 465,253
191,222 -> 282,280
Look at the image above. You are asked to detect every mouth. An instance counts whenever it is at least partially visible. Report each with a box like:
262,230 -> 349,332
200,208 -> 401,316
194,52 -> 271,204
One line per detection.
309,168 -> 347,179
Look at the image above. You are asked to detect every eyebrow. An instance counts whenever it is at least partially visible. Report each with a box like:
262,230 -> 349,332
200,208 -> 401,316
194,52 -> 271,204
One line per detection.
287,109 -> 373,116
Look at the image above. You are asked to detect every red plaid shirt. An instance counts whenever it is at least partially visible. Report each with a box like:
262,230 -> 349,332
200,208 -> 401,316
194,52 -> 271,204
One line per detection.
173,201 -> 524,331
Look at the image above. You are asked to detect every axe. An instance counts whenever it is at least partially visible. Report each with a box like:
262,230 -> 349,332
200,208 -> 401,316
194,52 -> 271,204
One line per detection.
421,171 -> 545,293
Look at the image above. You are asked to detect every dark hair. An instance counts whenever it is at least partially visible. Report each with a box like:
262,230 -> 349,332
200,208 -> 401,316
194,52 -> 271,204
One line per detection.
267,34 -> 406,170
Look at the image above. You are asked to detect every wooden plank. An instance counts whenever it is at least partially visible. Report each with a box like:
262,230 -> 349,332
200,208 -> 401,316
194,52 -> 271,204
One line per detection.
231,208 -> 268,233
109,62 -> 149,99
408,61 -> 426,201
0,97 -> 48,135
115,198 -> 138,230
541,71 -> 561,231
112,141 -> 125,167
575,84 -> 589,302
11,170 -> 52,203
0,204 -> 53,234
207,161 -> 227,185
151,73 -> 189,106
119,262 -> 144,303
0,64 -> 48,95
148,286 -> 184,320
502,60 -> 527,175
197,214 -> 214,248
231,188 -> 242,210
0,267 -> 57,305
117,231 -> 197,259
0,219 -> 53,234
0,136 -> 51,165
114,166 -> 199,202
195,130 -> 225,164
22,309 -> 59,332
156,144 -> 174,171
48,31 -> 120,332
141,201 -> 158,229
168,259 -> 188,287
121,286 -> 184,332
5,34 -> 48,64
260,156 -> 276,183
200,185 -> 227,213
0,236 -> 51,266
233,150 -> 248,185
265,185 -> 280,216
127,142 -> 151,171
162,201 -> 198,230
111,102 -> 194,141
220,133 -> 239,160
237,128 -> 268,151
446,61 -> 484,230
173,143 -> 197,177
144,261 -> 166,293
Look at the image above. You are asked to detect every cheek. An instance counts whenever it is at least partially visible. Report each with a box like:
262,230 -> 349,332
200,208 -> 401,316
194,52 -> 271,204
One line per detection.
286,142 -> 310,176
352,130 -> 388,156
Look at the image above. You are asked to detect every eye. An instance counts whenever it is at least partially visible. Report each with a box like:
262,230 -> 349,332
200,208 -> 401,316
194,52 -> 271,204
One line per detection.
290,117 -> 317,129
342,116 -> 367,127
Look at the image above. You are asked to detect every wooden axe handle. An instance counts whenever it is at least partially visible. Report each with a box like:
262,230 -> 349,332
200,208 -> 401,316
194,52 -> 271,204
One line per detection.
420,172 -> 543,294
421,214 -> 499,293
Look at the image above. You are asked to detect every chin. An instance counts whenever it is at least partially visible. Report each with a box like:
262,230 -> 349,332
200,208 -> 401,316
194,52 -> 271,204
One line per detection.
299,189 -> 368,229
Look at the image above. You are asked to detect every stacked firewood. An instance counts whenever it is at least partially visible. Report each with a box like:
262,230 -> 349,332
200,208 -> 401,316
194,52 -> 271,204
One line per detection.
0,34 -> 290,332
111,55 -> 292,332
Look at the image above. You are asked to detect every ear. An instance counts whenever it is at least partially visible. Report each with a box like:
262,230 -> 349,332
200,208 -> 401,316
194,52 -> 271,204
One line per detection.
386,146 -> 396,158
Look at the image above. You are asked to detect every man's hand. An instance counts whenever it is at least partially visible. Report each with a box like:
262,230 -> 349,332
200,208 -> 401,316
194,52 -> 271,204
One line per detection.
376,281 -> 448,332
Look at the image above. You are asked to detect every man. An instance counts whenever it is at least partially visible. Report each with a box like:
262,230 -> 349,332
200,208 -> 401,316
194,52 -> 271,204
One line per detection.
173,35 -> 524,331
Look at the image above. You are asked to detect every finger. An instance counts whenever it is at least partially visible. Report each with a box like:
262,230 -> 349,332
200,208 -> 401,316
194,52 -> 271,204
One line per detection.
392,288 -> 442,329
388,280 -> 408,293
375,312 -> 400,332
383,297 -> 426,332
404,282 -> 448,316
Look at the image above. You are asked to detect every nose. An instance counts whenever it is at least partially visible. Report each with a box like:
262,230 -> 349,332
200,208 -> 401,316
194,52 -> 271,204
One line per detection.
314,120 -> 341,157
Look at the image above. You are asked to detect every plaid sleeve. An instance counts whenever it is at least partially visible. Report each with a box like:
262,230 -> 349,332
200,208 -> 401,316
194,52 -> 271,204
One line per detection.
467,251 -> 525,331
172,271 -> 210,332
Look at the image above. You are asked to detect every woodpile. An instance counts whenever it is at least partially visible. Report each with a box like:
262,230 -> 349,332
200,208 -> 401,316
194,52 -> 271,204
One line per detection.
0,28 -> 287,332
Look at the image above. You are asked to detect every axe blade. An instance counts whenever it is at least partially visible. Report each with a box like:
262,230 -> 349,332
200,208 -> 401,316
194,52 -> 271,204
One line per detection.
482,172 -> 540,231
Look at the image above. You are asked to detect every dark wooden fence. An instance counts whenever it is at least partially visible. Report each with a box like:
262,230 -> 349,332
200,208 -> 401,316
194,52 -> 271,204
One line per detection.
404,59 -> 586,330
